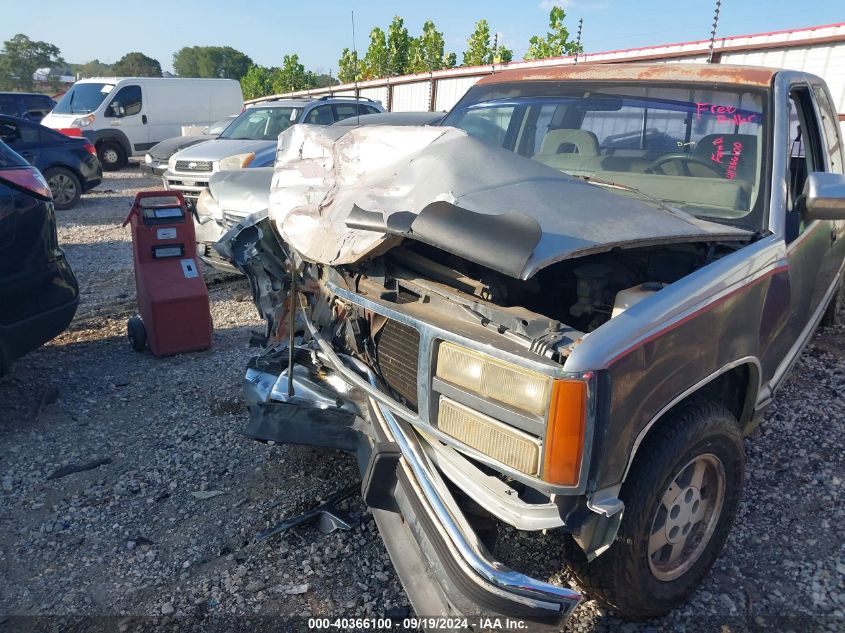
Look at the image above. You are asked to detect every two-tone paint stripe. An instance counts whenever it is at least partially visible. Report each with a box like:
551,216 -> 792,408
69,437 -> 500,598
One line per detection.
606,261 -> 790,367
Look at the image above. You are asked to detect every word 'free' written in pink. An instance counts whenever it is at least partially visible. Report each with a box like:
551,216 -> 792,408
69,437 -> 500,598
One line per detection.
695,102 -> 757,125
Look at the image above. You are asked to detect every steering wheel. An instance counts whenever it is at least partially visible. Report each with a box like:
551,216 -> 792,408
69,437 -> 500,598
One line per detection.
645,153 -> 725,177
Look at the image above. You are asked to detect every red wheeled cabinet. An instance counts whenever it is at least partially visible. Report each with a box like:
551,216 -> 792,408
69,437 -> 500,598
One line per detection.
122,191 -> 212,356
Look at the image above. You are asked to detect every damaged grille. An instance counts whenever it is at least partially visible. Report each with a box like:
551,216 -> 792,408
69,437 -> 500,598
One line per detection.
375,319 -> 420,412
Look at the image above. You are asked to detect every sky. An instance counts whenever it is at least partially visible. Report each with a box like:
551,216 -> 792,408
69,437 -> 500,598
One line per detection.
2,0 -> 843,75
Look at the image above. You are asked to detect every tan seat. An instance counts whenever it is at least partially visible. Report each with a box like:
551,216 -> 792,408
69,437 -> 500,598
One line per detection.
538,129 -> 600,156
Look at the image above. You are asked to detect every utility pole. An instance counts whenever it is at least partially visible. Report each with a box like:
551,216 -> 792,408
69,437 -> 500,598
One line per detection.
707,0 -> 722,64
575,18 -> 584,64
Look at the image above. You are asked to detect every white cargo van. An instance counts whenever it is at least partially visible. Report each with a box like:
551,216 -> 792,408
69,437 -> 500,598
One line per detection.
41,77 -> 243,170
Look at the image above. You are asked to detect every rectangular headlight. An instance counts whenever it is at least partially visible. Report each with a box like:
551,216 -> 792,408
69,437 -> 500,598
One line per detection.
436,342 -> 552,415
437,397 -> 541,475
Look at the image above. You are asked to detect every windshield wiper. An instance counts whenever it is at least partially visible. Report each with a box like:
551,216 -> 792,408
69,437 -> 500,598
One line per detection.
571,175 -> 681,215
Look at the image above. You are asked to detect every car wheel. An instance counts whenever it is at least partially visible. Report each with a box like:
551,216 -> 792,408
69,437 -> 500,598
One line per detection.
821,273 -> 843,328
43,167 -> 81,210
98,141 -> 126,171
127,316 -> 147,352
564,399 -> 744,619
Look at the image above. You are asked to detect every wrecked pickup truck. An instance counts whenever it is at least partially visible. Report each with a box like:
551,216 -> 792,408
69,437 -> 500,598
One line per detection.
217,63 -> 845,627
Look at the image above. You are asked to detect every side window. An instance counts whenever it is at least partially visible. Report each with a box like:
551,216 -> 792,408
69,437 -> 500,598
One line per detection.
0,121 -> 21,143
0,95 -> 18,116
812,85 -> 844,175
106,85 -> 142,117
454,105 -> 516,148
334,104 -> 359,121
0,120 -> 36,144
23,95 -> 47,112
304,105 -> 334,125
786,88 -> 825,241
360,105 -> 380,115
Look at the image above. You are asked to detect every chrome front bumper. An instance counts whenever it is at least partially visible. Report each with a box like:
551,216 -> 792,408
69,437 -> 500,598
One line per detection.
163,169 -> 212,201
243,342 -> 582,628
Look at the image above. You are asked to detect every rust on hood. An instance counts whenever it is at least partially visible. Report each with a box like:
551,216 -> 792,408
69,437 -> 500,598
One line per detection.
477,62 -> 778,88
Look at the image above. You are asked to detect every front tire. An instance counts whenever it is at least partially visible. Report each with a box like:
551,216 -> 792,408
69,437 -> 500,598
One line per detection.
44,167 -> 81,210
566,399 -> 744,619
98,141 -> 127,171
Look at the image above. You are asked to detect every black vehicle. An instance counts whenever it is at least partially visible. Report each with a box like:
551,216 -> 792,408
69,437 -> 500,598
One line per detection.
0,141 -> 79,375
0,115 -> 102,209
0,92 -> 56,122
142,115 -> 237,177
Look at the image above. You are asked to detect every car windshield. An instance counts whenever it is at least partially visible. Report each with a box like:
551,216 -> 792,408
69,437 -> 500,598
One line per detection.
443,81 -> 767,229
53,82 -> 115,114
218,107 -> 300,140
207,117 -> 234,136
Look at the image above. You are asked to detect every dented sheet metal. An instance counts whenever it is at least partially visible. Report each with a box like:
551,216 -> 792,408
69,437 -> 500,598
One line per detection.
268,124 -> 752,280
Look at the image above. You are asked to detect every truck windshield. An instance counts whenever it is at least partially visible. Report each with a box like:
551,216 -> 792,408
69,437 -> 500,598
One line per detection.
53,82 -> 115,114
443,81 -> 767,227
219,107 -> 300,141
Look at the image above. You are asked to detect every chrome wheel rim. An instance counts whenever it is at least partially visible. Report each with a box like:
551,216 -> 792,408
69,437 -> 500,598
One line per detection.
48,173 -> 76,205
102,148 -> 118,164
648,453 -> 725,581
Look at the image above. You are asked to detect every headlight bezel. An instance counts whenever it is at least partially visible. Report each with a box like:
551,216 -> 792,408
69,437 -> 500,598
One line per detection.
218,152 -> 255,171
433,340 -> 593,487
71,114 -> 95,128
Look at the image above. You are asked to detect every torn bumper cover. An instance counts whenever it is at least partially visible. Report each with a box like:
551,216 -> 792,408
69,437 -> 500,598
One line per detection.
242,340 -> 582,627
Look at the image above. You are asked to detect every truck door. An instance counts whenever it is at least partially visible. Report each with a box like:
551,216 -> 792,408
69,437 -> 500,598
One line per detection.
104,84 -> 148,155
779,85 -> 840,350
810,83 -> 845,288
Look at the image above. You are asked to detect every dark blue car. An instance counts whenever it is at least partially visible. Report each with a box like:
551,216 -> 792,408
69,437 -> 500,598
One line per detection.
0,140 -> 79,374
0,114 -> 102,209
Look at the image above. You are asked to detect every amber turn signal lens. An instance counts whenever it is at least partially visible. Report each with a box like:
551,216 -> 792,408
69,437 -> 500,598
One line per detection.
543,379 -> 587,486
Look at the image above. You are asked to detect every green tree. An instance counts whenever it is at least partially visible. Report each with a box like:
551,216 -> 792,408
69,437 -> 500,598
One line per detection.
240,65 -> 276,99
172,47 -> 200,76
463,20 -> 493,66
312,73 -> 337,88
0,33 -> 63,90
78,59 -> 113,78
443,51 -> 457,68
337,48 -> 363,83
525,6 -> 581,60
112,52 -> 162,77
363,27 -> 388,80
209,46 -> 253,79
418,20 -> 448,72
387,16 -> 410,76
272,54 -> 315,93
494,45 -> 513,64
407,38 -> 425,74
172,46 -> 253,79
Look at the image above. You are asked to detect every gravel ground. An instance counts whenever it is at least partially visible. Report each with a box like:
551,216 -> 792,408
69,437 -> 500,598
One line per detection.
0,163 -> 843,632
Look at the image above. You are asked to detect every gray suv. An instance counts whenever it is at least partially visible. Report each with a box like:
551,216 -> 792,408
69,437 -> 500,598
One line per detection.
163,96 -> 383,203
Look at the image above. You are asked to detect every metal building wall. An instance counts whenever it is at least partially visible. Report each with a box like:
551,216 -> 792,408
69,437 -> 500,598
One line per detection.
359,86 -> 389,106
434,76 -> 482,111
391,82 -> 431,112
722,44 -> 845,113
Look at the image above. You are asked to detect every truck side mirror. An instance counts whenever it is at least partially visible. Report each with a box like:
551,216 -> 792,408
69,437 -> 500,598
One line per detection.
803,172 -> 845,221
110,101 -> 125,117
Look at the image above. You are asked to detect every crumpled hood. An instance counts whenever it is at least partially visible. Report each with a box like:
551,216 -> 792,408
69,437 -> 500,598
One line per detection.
208,167 -> 274,215
268,125 -> 753,280
173,138 -> 275,162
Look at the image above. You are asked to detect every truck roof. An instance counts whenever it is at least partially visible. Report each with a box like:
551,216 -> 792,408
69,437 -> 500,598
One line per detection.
477,62 -> 782,88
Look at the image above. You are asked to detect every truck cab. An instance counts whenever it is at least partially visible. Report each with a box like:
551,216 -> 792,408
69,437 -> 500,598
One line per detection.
219,64 -> 845,628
